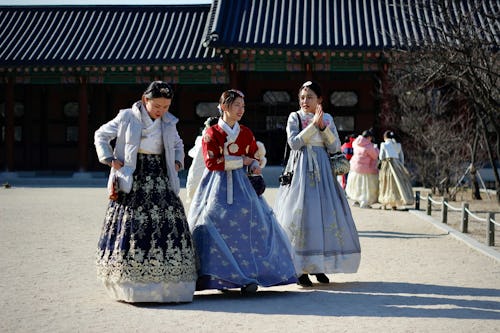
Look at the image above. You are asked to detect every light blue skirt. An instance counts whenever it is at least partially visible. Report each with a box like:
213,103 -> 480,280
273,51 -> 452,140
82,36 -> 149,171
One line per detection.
274,146 -> 361,275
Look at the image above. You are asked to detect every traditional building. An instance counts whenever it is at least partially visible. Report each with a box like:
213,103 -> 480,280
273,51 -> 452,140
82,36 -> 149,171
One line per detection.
1,0 -> 497,172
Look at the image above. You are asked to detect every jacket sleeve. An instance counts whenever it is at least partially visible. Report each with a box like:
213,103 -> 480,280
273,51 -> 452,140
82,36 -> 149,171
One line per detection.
172,125 -> 185,170
287,112 -> 311,151
379,144 -> 384,160
245,128 -> 260,171
322,114 -> 341,154
94,111 -> 123,164
398,144 -> 405,164
368,145 -> 380,160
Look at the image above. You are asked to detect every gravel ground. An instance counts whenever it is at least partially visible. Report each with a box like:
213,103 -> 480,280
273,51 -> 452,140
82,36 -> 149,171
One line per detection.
0,186 -> 499,333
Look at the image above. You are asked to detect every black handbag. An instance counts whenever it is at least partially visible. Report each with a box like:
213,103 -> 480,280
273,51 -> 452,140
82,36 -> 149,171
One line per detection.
278,172 -> 293,186
279,112 -> 301,186
248,174 -> 266,196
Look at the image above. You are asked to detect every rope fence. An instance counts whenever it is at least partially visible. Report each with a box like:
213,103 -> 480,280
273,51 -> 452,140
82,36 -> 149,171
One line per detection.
415,191 -> 499,247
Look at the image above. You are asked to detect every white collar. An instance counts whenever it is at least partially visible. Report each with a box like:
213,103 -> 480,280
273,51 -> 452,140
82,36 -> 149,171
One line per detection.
218,118 -> 240,142
140,104 -> 160,128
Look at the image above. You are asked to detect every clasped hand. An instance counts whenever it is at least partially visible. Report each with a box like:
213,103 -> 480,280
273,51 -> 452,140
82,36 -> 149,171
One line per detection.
242,156 -> 262,175
312,104 -> 325,130
110,159 -> 124,170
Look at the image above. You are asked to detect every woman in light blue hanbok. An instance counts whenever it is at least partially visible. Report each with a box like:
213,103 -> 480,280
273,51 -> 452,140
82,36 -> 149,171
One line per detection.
274,81 -> 361,287
188,89 -> 297,294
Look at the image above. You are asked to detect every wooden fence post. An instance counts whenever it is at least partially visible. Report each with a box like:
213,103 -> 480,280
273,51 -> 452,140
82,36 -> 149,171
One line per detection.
427,194 -> 432,216
487,213 -> 495,246
415,191 -> 420,210
461,202 -> 469,233
441,198 -> 448,224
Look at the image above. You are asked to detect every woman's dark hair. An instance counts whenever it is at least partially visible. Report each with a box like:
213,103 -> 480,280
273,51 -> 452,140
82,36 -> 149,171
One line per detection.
204,116 -> 219,129
362,129 -> 374,138
143,81 -> 174,99
383,130 -> 395,140
344,133 -> 356,142
219,89 -> 245,106
299,81 -> 322,98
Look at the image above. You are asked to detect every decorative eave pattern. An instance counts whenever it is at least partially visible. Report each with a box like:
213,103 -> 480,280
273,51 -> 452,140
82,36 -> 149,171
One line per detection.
0,5 -> 222,68
203,0 -> 500,51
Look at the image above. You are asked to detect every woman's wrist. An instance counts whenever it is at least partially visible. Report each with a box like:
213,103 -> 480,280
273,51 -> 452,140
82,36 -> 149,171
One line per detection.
105,157 -> 115,167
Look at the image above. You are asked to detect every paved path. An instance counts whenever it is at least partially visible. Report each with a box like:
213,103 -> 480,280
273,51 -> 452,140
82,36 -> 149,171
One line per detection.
0,186 -> 499,333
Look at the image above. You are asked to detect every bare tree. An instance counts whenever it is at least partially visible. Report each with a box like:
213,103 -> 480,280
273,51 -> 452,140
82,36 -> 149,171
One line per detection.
381,0 -> 500,203
380,73 -> 476,197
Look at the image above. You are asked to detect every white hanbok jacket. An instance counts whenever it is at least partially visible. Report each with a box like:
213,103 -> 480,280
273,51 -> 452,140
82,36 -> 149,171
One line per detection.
94,101 -> 184,195
379,139 -> 404,164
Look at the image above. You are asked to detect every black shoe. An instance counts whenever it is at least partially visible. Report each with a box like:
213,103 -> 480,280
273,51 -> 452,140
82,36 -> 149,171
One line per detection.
297,274 -> 313,287
240,283 -> 258,294
314,273 -> 330,284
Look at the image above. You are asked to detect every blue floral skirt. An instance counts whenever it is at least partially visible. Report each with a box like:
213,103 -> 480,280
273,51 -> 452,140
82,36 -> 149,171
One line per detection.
188,168 -> 297,291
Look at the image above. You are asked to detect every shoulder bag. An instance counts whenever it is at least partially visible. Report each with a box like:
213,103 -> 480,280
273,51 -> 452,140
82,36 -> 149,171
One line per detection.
330,152 -> 350,175
279,112 -> 302,186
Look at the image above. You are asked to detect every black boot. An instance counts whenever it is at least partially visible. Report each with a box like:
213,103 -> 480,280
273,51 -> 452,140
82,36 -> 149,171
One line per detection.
297,274 -> 313,287
314,273 -> 330,283
240,283 -> 258,294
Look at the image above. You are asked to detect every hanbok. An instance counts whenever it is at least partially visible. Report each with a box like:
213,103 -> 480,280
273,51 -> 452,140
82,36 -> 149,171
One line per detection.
274,111 -> 361,275
185,135 -> 205,203
96,154 -> 197,302
378,139 -> 414,207
345,135 -> 380,208
188,119 -> 297,290
94,103 -> 196,303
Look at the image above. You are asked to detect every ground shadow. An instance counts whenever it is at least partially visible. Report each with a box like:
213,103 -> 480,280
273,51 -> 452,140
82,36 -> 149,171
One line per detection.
137,281 -> 500,320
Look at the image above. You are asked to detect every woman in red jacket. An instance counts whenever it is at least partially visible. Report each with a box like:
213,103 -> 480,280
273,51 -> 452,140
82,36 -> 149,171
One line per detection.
340,134 -> 356,189
187,89 -> 297,294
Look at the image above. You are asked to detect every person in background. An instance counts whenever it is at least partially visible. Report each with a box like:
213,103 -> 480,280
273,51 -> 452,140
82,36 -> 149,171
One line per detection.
94,81 -> 196,303
185,117 -> 219,204
188,89 -> 297,294
340,134 -> 356,189
345,129 -> 380,208
274,81 -> 361,288
378,130 -> 414,210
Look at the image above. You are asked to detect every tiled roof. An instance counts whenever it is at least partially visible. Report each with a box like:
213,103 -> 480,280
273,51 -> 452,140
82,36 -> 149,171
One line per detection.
0,5 -> 221,67
1,2 -> 497,69
203,0 -> 500,50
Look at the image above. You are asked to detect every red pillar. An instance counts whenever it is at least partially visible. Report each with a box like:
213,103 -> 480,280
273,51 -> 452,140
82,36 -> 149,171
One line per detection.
305,62 -> 313,81
229,62 -> 238,88
5,77 -> 15,171
223,51 -> 238,88
78,77 -> 89,172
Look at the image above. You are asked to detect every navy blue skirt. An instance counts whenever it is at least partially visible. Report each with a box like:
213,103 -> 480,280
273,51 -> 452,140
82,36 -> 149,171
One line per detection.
96,153 -> 196,287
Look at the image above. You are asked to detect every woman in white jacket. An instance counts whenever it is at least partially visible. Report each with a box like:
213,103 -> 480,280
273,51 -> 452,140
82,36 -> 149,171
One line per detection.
94,81 -> 196,303
378,130 -> 414,210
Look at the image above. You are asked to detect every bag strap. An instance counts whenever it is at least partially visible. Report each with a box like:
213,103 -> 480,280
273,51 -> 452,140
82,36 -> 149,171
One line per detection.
281,112 -> 302,169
